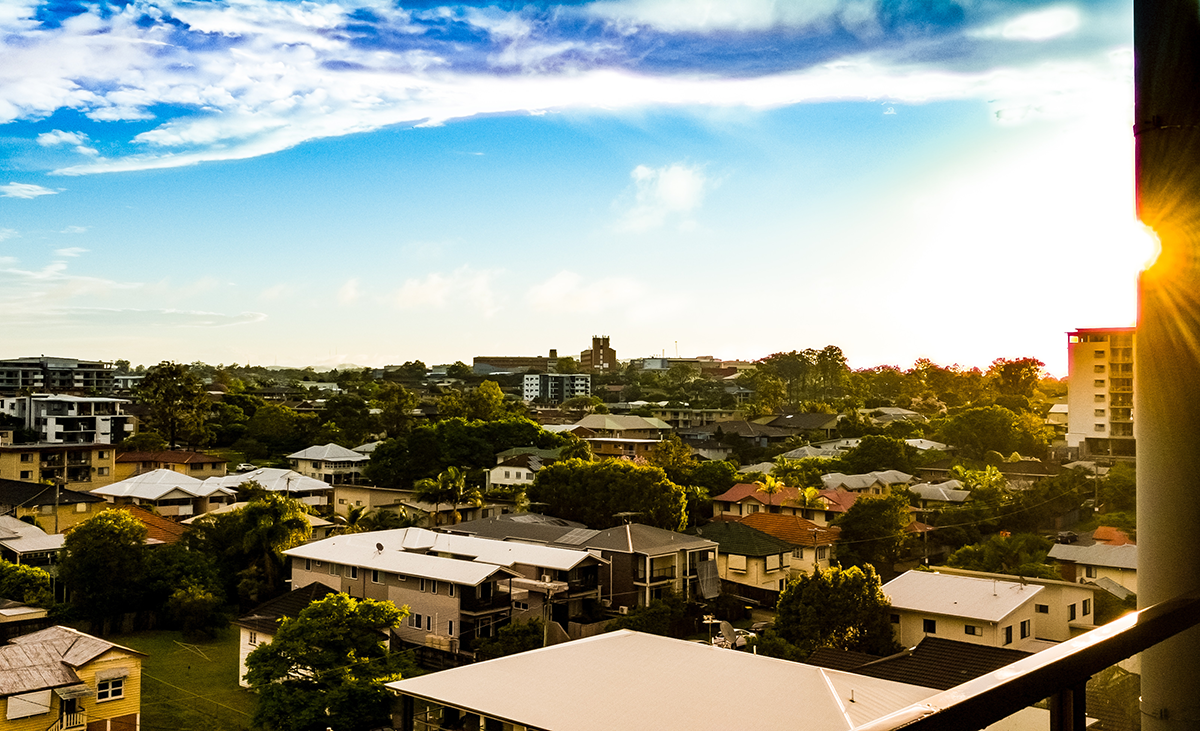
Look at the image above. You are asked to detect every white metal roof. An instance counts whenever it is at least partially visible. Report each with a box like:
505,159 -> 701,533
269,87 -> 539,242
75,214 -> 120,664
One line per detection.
0,516 -> 63,554
884,570 -> 1043,622
284,532 -> 513,586
1047,543 -> 1138,570
287,443 -> 369,462
388,630 -> 938,731
92,469 -> 233,500
203,468 -> 329,494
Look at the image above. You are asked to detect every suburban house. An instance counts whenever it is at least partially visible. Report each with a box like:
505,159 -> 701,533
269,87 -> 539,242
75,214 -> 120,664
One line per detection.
487,453 -> 551,489
0,516 -> 64,571
387,630 -> 946,731
445,516 -> 719,610
752,412 -> 841,439
932,567 -> 1099,641
287,443 -> 369,485
583,437 -> 660,461
676,419 -> 796,449
283,530 -> 522,653
648,406 -> 738,430
710,483 -> 837,524
1048,543 -> 1139,595
0,625 -> 144,731
91,469 -> 236,518
0,396 -> 132,445
821,470 -> 913,495
105,505 -> 188,546
908,480 -> 971,509
688,521 -> 793,604
202,468 -> 332,508
232,582 -> 337,688
0,477 -> 105,533
112,450 -> 227,482
883,570 -> 1044,651
183,502 -> 335,541
570,414 -> 671,439
737,512 -> 840,577
0,444 -> 117,491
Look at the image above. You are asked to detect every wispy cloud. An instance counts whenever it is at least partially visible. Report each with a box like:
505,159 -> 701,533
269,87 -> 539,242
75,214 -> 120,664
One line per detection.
338,278 -> 360,304
0,0 -> 1131,175
391,267 -> 501,316
1,183 -> 58,199
0,229 -> 16,242
60,226 -> 88,235
54,247 -> 88,257
526,270 -> 655,314
616,162 -> 709,232
2,307 -> 267,329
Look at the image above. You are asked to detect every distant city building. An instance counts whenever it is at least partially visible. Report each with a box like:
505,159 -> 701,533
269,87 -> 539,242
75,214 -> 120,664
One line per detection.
1066,327 -> 1135,459
0,395 -> 133,445
473,349 -> 558,375
0,357 -> 115,395
522,373 -> 591,404
579,335 -> 618,372
0,443 -> 118,490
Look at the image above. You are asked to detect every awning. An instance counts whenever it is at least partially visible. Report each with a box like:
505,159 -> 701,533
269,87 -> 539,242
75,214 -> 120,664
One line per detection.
54,685 -> 93,700
95,668 -> 129,681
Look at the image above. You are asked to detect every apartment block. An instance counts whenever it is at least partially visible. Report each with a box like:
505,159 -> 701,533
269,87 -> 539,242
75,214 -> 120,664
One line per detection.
0,395 -> 133,445
0,357 -> 115,395
1066,327 -> 1135,459
522,372 -> 591,404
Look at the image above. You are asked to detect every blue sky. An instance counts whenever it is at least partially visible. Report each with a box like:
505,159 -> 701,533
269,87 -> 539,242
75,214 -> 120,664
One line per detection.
0,0 -> 1147,375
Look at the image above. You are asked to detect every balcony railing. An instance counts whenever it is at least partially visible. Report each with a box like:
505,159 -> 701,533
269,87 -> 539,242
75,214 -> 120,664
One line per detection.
634,567 -> 676,584
853,589 -> 1200,731
48,711 -> 86,731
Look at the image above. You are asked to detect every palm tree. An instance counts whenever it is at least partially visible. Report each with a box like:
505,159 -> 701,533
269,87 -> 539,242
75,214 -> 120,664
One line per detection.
416,466 -> 484,525
333,504 -> 370,535
755,475 -> 786,513
240,493 -> 312,592
559,439 -> 593,461
362,507 -> 423,531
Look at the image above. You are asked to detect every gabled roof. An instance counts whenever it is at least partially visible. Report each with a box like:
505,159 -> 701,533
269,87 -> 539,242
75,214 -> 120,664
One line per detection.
285,531 -> 517,586
711,483 -> 804,507
387,630 -> 939,731
0,515 -> 64,554
822,471 -> 913,491
777,445 -> 841,459
584,523 -> 715,556
908,482 -> 971,503
0,478 -> 103,508
234,582 -> 338,635
494,447 -> 563,462
1091,526 -> 1135,546
573,414 -> 671,432
807,637 -> 1032,691
689,521 -> 794,557
1047,543 -> 1138,570
107,504 -> 188,544
752,413 -> 840,430
116,450 -> 225,464
738,513 -> 840,547
181,502 -> 333,530
0,625 -> 145,697
287,443 -> 369,462
816,489 -> 861,513
883,571 -> 1042,622
679,420 -> 795,439
494,453 -> 550,471
92,469 -> 234,500
203,468 -> 330,494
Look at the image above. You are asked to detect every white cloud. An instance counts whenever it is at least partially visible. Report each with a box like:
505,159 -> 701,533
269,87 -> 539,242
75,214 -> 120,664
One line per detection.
971,7 -> 1081,42
526,270 -> 652,313
338,278 -> 360,304
54,247 -> 88,257
391,267 -> 501,316
259,283 -> 288,301
617,162 -> 709,231
586,0 -> 843,33
60,226 -> 88,234
1,183 -> 58,199
38,129 -> 86,146
0,229 -> 16,242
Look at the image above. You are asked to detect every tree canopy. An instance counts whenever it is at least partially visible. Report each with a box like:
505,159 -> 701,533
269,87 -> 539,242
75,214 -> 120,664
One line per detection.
946,533 -> 1059,579
59,509 -> 148,631
245,593 -> 417,731
529,459 -> 688,530
833,493 -> 911,574
137,361 -> 211,447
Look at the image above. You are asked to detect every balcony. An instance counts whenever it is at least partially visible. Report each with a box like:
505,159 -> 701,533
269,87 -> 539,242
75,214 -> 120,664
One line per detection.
48,711 -> 86,731
460,589 -> 510,614
634,567 -> 676,584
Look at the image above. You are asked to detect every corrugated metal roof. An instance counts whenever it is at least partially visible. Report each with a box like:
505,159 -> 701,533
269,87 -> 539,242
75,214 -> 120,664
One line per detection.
93,469 -> 233,500
203,468 -> 329,494
287,443 -> 369,462
1047,543 -> 1138,570
388,631 -> 937,731
883,571 -> 1043,622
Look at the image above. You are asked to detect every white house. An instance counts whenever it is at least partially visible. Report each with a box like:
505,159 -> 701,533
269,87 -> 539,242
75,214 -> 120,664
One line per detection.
883,570 -> 1043,651
287,443 -> 369,485
91,469 -> 236,517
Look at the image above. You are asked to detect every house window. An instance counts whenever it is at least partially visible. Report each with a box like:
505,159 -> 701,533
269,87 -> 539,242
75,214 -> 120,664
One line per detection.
890,614 -> 900,624
1094,364 -> 1106,373
1094,409 -> 1106,417
816,547 -> 828,561
1035,604 -> 1049,614
923,619 -> 936,634
98,451 -> 108,459
409,613 -> 422,628
19,453 -> 31,462
97,678 -> 124,701
19,471 -> 31,480
371,570 -> 381,584
349,566 -> 358,580
964,625 -> 981,636
448,620 -> 454,636
76,502 -> 88,513
727,554 -> 747,573
1095,424 -> 1106,432
329,564 -> 340,576
1004,626 -> 1013,645
448,583 -> 455,597
504,471 -> 511,479
1094,379 -> 1105,388
426,616 -> 431,631
1083,599 -> 1092,616
305,559 -> 312,571
1085,566 -> 1097,578
1095,394 -> 1106,403
339,499 -> 346,504
1069,604 -> 1077,621
1094,350 -> 1106,358
792,548 -> 804,560
430,580 -> 438,594
1020,620 -> 1031,639
97,467 -> 109,476
249,631 -> 258,646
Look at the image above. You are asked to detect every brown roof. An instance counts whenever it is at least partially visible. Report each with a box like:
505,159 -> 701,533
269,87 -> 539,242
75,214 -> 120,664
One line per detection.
816,489 -> 861,513
806,637 -> 1031,691
234,582 -> 339,636
712,483 -> 804,506
1092,526 -> 1135,546
116,450 -> 226,465
738,512 -> 839,547
109,504 -> 188,544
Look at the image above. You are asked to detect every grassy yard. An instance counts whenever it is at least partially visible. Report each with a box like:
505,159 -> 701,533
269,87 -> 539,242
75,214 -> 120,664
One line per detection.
114,627 -> 257,731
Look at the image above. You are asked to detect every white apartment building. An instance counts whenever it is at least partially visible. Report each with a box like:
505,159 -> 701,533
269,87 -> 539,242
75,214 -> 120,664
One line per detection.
0,395 -> 133,445
522,372 -> 591,403
1066,327 -> 1135,459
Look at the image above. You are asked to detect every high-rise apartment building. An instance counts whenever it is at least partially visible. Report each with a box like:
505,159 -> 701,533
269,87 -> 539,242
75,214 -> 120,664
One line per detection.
0,357 -> 115,395
522,373 -> 592,404
1066,327 -> 1135,459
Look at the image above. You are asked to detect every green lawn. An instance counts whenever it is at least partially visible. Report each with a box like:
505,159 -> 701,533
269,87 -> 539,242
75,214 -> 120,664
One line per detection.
114,627 -> 257,731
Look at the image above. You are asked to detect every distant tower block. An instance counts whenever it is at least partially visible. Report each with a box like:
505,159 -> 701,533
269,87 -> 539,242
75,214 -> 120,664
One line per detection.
580,336 -> 618,372
1065,327 -> 1135,461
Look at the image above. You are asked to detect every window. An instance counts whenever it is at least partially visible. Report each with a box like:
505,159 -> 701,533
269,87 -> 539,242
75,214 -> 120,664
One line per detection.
329,564 -> 340,576
339,499 -> 346,505
420,578 -> 427,592
305,559 -> 312,571
19,471 -> 30,480
448,620 -> 454,636
448,583 -> 455,597
98,451 -> 108,459
1069,604 -> 1077,621
1020,620 -> 1031,639
76,502 -> 88,513
964,625 -> 981,636
890,614 -> 900,624
430,580 -> 438,594
409,613 -> 422,628
1094,364 -> 1106,373
1095,424 -> 1106,432
1095,394 -> 1106,402
765,554 -> 780,571
97,678 -> 124,701
1094,379 -> 1105,388
923,619 -> 936,634
426,616 -> 431,631
1083,599 -> 1092,615
249,631 -> 258,646
727,554 -> 747,572
371,570 -> 381,584
1094,350 -> 1106,358
19,453 -> 30,462
1085,566 -> 1097,578
816,546 -> 828,561
97,467 -> 109,476
349,566 -> 358,580
1035,604 -> 1049,614
1004,626 -> 1013,645
514,601 -> 529,610
504,471 -> 510,479
1094,409 -> 1106,417
792,548 -> 804,559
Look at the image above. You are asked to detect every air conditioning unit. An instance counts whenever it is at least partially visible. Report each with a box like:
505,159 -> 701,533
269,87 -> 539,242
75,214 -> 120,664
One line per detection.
541,575 -> 552,583
618,606 -> 629,615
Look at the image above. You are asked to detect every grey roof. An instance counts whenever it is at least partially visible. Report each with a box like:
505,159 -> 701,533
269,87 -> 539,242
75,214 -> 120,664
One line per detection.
388,630 -> 938,731
0,516 -> 64,555
909,482 -> 971,503
883,571 -> 1043,622
92,469 -> 235,501
287,443 -> 369,462
573,414 -> 672,431
777,445 -> 840,459
1048,543 -> 1138,570
448,516 -> 714,557
285,531 -> 516,586
0,626 -> 144,697
585,523 -> 715,556
448,514 -> 588,544
822,470 -> 913,491
203,468 -> 330,494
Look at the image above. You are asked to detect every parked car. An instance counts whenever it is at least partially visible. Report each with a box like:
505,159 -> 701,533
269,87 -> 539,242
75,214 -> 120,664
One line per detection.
1056,531 -> 1079,544
236,463 -> 258,472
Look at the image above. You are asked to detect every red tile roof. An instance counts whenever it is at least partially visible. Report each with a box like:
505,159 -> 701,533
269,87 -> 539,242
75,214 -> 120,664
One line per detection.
116,450 -> 226,464
738,512 -> 840,546
1092,526 -> 1135,546
711,482 -> 804,507
109,504 -> 188,544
